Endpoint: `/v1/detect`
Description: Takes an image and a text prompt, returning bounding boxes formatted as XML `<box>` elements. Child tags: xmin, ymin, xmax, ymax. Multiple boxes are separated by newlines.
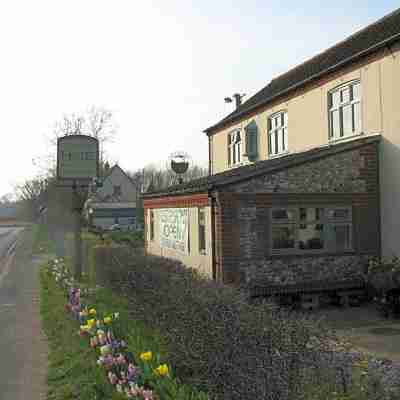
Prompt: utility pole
<box><xmin>72</xmin><ymin>180</ymin><xmax>83</xmax><ymax>280</ymax></box>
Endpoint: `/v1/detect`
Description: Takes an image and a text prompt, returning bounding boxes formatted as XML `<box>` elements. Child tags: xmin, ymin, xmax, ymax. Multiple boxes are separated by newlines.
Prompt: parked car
<box><xmin>109</xmin><ymin>224</ymin><xmax>121</xmax><ymax>231</ymax></box>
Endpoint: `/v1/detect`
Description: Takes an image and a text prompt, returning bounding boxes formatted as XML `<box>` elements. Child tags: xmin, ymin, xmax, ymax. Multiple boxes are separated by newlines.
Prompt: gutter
<box><xmin>204</xmin><ymin>32</ymin><xmax>400</xmax><ymax>135</ymax></box>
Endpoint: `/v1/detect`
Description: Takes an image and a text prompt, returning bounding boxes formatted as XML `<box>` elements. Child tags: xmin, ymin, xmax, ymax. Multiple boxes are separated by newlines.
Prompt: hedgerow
<box><xmin>98</xmin><ymin>253</ymin><xmax>344</xmax><ymax>400</ymax></box>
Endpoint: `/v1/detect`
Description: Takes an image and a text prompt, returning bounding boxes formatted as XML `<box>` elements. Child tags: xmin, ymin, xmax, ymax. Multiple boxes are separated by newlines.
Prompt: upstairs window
<box><xmin>271</xmin><ymin>206</ymin><xmax>353</xmax><ymax>254</ymax></box>
<box><xmin>329</xmin><ymin>81</ymin><xmax>361</xmax><ymax>140</ymax></box>
<box><xmin>228</xmin><ymin>130</ymin><xmax>242</xmax><ymax>166</ymax></box>
<box><xmin>268</xmin><ymin>111</ymin><xmax>288</xmax><ymax>156</ymax></box>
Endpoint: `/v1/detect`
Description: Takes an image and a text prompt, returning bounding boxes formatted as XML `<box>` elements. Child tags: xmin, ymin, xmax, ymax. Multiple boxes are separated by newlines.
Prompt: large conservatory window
<box><xmin>271</xmin><ymin>206</ymin><xmax>352</xmax><ymax>254</ymax></box>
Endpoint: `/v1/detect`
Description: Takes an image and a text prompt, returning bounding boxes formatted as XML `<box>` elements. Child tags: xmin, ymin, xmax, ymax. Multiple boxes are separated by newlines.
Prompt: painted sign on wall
<box><xmin>159</xmin><ymin>208</ymin><xmax>189</xmax><ymax>254</ymax></box>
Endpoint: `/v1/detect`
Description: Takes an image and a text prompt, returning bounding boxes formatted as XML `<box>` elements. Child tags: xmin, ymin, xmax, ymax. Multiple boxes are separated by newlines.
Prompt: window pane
<box><xmin>352</xmin><ymin>83</ymin><xmax>361</xmax><ymax>100</ymax></box>
<box><xmin>277</xmin><ymin>128</ymin><xmax>284</xmax><ymax>154</ymax></box>
<box><xmin>342</xmin><ymin>104</ymin><xmax>353</xmax><ymax>136</ymax></box>
<box><xmin>327</xmin><ymin>208</ymin><xmax>351</xmax><ymax>220</ymax></box>
<box><xmin>268</xmin><ymin>132</ymin><xmax>272</xmax><ymax>155</ymax></box>
<box><xmin>283</xmin><ymin>112</ymin><xmax>288</xmax><ymax>127</ymax></box>
<box><xmin>283</xmin><ymin>128</ymin><xmax>288</xmax><ymax>151</ymax></box>
<box><xmin>272</xmin><ymin>226</ymin><xmax>296</xmax><ymax>249</ymax></box>
<box><xmin>300</xmin><ymin>208</ymin><xmax>324</xmax><ymax>221</ymax></box>
<box><xmin>353</xmin><ymin>102</ymin><xmax>361</xmax><ymax>132</ymax></box>
<box><xmin>275</xmin><ymin>116</ymin><xmax>280</xmax><ymax>128</ymax></box>
<box><xmin>236</xmin><ymin>131</ymin><xmax>241</xmax><ymax>143</ymax></box>
<box><xmin>331</xmin><ymin>110</ymin><xmax>340</xmax><ymax>138</ymax></box>
<box><xmin>341</xmin><ymin>87</ymin><xmax>350</xmax><ymax>103</ymax></box>
<box><xmin>237</xmin><ymin>142</ymin><xmax>241</xmax><ymax>163</ymax></box>
<box><xmin>327</xmin><ymin>224</ymin><xmax>352</xmax><ymax>251</ymax></box>
<box><xmin>298</xmin><ymin>224</ymin><xmax>324</xmax><ymax>250</ymax></box>
<box><xmin>272</xmin><ymin>208</ymin><xmax>296</xmax><ymax>221</ymax></box>
<box><xmin>274</xmin><ymin>130</ymin><xmax>278</xmax><ymax>155</ymax></box>
<box><xmin>334</xmin><ymin>225</ymin><xmax>351</xmax><ymax>250</ymax></box>
<box><xmin>331</xmin><ymin>91</ymin><xmax>340</xmax><ymax>107</ymax></box>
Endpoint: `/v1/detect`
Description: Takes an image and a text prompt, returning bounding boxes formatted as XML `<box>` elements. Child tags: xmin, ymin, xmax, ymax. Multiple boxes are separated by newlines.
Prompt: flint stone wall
<box><xmin>219</xmin><ymin>143</ymin><xmax>379</xmax><ymax>287</ymax></box>
<box><xmin>241</xmin><ymin>255</ymin><xmax>369</xmax><ymax>286</ymax></box>
<box><xmin>232</xmin><ymin>148</ymin><xmax>369</xmax><ymax>193</ymax></box>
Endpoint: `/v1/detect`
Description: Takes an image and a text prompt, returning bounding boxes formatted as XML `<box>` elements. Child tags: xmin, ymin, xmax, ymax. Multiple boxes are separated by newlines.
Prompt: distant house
<box><xmin>85</xmin><ymin>164</ymin><xmax>138</xmax><ymax>230</ymax></box>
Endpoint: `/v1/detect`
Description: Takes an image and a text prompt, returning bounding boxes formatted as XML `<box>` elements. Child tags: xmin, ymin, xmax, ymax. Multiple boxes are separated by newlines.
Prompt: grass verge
<box><xmin>40</xmin><ymin>262</ymin><xmax>208</xmax><ymax>399</ymax></box>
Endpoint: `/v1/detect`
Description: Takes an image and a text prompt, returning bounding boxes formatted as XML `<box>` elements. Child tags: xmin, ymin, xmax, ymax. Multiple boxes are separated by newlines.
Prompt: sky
<box><xmin>0</xmin><ymin>0</ymin><xmax>398</xmax><ymax>198</ymax></box>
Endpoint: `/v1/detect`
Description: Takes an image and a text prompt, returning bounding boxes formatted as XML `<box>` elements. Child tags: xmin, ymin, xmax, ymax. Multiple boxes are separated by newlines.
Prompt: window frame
<box><xmin>270</xmin><ymin>206</ymin><xmax>354</xmax><ymax>255</ymax></box>
<box><xmin>268</xmin><ymin>110</ymin><xmax>288</xmax><ymax>157</ymax></box>
<box><xmin>228</xmin><ymin>129</ymin><xmax>242</xmax><ymax>167</ymax></box>
<box><xmin>328</xmin><ymin>80</ymin><xmax>362</xmax><ymax>141</ymax></box>
<box><xmin>198</xmin><ymin>207</ymin><xmax>206</xmax><ymax>254</ymax></box>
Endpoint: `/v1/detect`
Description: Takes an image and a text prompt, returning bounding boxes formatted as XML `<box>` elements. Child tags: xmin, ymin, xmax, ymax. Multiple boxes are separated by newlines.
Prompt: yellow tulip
<box><xmin>80</xmin><ymin>325</ymin><xmax>90</xmax><ymax>332</ymax></box>
<box><xmin>103</xmin><ymin>316</ymin><xmax>112</xmax><ymax>324</ymax></box>
<box><xmin>139</xmin><ymin>351</ymin><xmax>152</xmax><ymax>362</ymax></box>
<box><xmin>89</xmin><ymin>308</ymin><xmax>96</xmax><ymax>316</ymax></box>
<box><xmin>87</xmin><ymin>319</ymin><xmax>96</xmax><ymax>327</ymax></box>
<box><xmin>155</xmin><ymin>364</ymin><xmax>169</xmax><ymax>376</ymax></box>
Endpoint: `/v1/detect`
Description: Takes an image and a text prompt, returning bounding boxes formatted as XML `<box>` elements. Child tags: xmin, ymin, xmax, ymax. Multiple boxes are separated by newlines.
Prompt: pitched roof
<box><xmin>204</xmin><ymin>8</ymin><xmax>400</xmax><ymax>134</ymax></box>
<box><xmin>142</xmin><ymin>134</ymin><xmax>380</xmax><ymax>199</ymax></box>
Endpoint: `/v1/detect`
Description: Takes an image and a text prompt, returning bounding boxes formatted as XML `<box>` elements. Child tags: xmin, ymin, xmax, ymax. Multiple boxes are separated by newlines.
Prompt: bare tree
<box><xmin>0</xmin><ymin>193</ymin><xmax>14</xmax><ymax>204</ymax></box>
<box><xmin>15</xmin><ymin>177</ymin><xmax>49</xmax><ymax>219</ymax></box>
<box><xmin>128</xmin><ymin>163</ymin><xmax>208</xmax><ymax>193</ymax></box>
<box><xmin>48</xmin><ymin>106</ymin><xmax>117</xmax><ymax>172</ymax></box>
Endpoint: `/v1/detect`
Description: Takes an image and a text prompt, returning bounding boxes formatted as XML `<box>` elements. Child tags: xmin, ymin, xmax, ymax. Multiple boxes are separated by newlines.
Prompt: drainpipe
<box><xmin>210</xmin><ymin>190</ymin><xmax>217</xmax><ymax>281</ymax></box>
<box><xmin>208</xmin><ymin>190</ymin><xmax>222</xmax><ymax>281</ymax></box>
<box><xmin>208</xmin><ymin>135</ymin><xmax>212</xmax><ymax>176</ymax></box>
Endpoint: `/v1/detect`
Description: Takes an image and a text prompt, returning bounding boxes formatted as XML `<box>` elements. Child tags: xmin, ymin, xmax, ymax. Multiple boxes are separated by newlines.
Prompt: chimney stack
<box><xmin>224</xmin><ymin>93</ymin><xmax>246</xmax><ymax>109</ymax></box>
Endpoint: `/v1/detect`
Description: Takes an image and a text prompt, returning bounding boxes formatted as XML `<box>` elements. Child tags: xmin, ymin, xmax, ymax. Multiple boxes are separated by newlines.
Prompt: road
<box><xmin>0</xmin><ymin>227</ymin><xmax>48</xmax><ymax>399</ymax></box>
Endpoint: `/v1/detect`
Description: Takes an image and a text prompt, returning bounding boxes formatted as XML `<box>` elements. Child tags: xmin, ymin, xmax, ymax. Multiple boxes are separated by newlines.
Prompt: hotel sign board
<box><xmin>159</xmin><ymin>208</ymin><xmax>189</xmax><ymax>254</ymax></box>
<box><xmin>57</xmin><ymin>135</ymin><xmax>99</xmax><ymax>182</ymax></box>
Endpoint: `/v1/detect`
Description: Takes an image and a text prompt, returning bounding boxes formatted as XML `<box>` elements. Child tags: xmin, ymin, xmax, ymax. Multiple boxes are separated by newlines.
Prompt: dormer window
<box><xmin>328</xmin><ymin>81</ymin><xmax>361</xmax><ymax>140</ymax></box>
<box><xmin>268</xmin><ymin>111</ymin><xmax>288</xmax><ymax>156</ymax></box>
<box><xmin>228</xmin><ymin>130</ymin><xmax>242</xmax><ymax>166</ymax></box>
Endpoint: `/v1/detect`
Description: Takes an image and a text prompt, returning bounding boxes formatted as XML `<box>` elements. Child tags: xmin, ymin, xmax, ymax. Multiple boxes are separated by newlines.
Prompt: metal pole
<box><xmin>73</xmin><ymin>180</ymin><xmax>82</xmax><ymax>280</ymax></box>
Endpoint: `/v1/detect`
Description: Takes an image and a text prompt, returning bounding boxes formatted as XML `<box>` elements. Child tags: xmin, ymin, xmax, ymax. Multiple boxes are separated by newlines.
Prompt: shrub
<box><xmin>96</xmin><ymin>252</ymin><xmax>342</xmax><ymax>400</ymax></box>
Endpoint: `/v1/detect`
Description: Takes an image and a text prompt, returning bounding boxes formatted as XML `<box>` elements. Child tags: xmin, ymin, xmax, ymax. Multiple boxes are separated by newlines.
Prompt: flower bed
<box><xmin>44</xmin><ymin>257</ymin><xmax>208</xmax><ymax>400</ymax></box>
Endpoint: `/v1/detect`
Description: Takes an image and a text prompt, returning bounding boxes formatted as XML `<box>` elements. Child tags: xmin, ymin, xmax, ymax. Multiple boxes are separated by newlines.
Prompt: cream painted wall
<box><xmin>378</xmin><ymin>43</ymin><xmax>400</xmax><ymax>258</ymax></box>
<box><xmin>146</xmin><ymin>206</ymin><xmax>213</xmax><ymax>278</ymax></box>
<box><xmin>210</xmin><ymin>54</ymin><xmax>387</xmax><ymax>175</ymax></box>
<box><xmin>210</xmin><ymin>47</ymin><xmax>400</xmax><ymax>258</ymax></box>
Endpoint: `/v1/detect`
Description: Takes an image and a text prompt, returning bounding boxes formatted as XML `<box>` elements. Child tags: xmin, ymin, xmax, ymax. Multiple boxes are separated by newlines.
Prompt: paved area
<box><xmin>314</xmin><ymin>303</ymin><xmax>400</xmax><ymax>361</ymax></box>
<box><xmin>0</xmin><ymin>228</ymin><xmax>48</xmax><ymax>399</ymax></box>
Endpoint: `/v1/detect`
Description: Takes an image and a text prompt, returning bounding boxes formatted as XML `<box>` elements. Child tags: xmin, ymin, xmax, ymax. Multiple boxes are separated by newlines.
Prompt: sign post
<box><xmin>57</xmin><ymin>135</ymin><xmax>99</xmax><ymax>280</ymax></box>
